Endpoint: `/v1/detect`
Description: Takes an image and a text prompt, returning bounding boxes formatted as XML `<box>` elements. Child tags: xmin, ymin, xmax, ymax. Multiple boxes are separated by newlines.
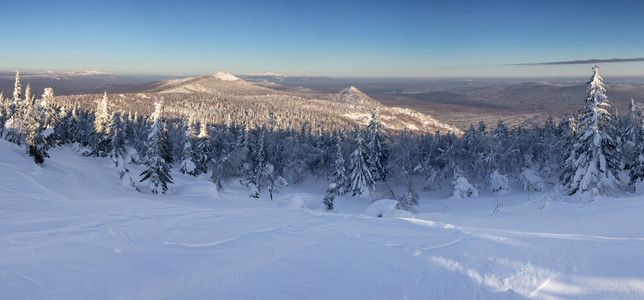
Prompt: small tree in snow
<box><xmin>396</xmin><ymin>183</ymin><xmax>419</xmax><ymax>211</ymax></box>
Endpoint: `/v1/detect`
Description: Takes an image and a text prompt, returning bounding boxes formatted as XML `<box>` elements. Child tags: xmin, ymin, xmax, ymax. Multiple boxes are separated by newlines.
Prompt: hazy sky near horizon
<box><xmin>2</xmin><ymin>0</ymin><xmax>644</xmax><ymax>77</ymax></box>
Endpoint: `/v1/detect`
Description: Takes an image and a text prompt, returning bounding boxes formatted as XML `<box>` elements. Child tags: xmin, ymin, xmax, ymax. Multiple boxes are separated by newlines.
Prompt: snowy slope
<box><xmin>1</xmin><ymin>139</ymin><xmax>644</xmax><ymax>299</ymax></box>
<box><xmin>212</xmin><ymin>71</ymin><xmax>241</xmax><ymax>81</ymax></box>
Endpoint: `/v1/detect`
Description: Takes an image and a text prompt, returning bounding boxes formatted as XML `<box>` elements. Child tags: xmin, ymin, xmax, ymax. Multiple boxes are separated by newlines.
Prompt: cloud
<box><xmin>513</xmin><ymin>58</ymin><xmax>644</xmax><ymax>66</ymax></box>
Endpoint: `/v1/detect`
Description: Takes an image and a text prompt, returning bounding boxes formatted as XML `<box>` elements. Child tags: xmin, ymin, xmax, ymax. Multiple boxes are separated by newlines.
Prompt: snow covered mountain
<box><xmin>56</xmin><ymin>72</ymin><xmax>462</xmax><ymax>135</ymax></box>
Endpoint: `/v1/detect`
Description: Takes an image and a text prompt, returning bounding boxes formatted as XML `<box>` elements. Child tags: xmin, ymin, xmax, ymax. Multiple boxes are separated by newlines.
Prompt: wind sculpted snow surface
<box><xmin>1</xmin><ymin>139</ymin><xmax>644</xmax><ymax>299</ymax></box>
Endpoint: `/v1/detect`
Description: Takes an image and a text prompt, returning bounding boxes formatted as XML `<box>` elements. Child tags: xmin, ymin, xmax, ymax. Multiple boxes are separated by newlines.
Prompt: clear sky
<box><xmin>2</xmin><ymin>0</ymin><xmax>644</xmax><ymax>77</ymax></box>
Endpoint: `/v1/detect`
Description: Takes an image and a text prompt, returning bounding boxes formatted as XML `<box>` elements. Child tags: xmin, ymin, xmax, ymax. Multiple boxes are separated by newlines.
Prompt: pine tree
<box><xmin>322</xmin><ymin>191</ymin><xmax>335</xmax><ymax>211</ymax></box>
<box><xmin>194</xmin><ymin>120</ymin><xmax>213</xmax><ymax>175</ymax></box>
<box><xmin>179</xmin><ymin>116</ymin><xmax>199</xmax><ymax>175</ymax></box>
<box><xmin>90</xmin><ymin>92</ymin><xmax>112</xmax><ymax>156</ymax></box>
<box><xmin>629</xmin><ymin>115</ymin><xmax>644</xmax><ymax>185</ymax></box>
<box><xmin>366</xmin><ymin>108</ymin><xmax>388</xmax><ymax>181</ymax></box>
<box><xmin>396</xmin><ymin>183</ymin><xmax>419</xmax><ymax>211</ymax></box>
<box><xmin>24</xmin><ymin>95</ymin><xmax>49</xmax><ymax>165</ymax></box>
<box><xmin>11</xmin><ymin>71</ymin><xmax>21</xmax><ymax>118</ymax></box>
<box><xmin>561</xmin><ymin>66</ymin><xmax>620</xmax><ymax>195</ymax></box>
<box><xmin>6</xmin><ymin>71</ymin><xmax>24</xmax><ymax>144</ymax></box>
<box><xmin>0</xmin><ymin>92</ymin><xmax>6</xmax><ymax>131</ymax></box>
<box><xmin>140</xmin><ymin>101</ymin><xmax>174</xmax><ymax>194</ymax></box>
<box><xmin>349</xmin><ymin>129</ymin><xmax>374</xmax><ymax>196</ymax></box>
<box><xmin>40</xmin><ymin>88</ymin><xmax>59</xmax><ymax>145</ymax></box>
<box><xmin>251</xmin><ymin>128</ymin><xmax>268</xmax><ymax>198</ymax></box>
<box><xmin>622</xmin><ymin>99</ymin><xmax>641</xmax><ymax>171</ymax></box>
<box><xmin>331</xmin><ymin>140</ymin><xmax>349</xmax><ymax>195</ymax></box>
<box><xmin>109</xmin><ymin>117</ymin><xmax>139</xmax><ymax>191</ymax></box>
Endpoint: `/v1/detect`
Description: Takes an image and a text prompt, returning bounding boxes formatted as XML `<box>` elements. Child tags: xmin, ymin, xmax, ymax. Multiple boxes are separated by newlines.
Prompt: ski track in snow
<box><xmin>1</xmin><ymin>140</ymin><xmax>644</xmax><ymax>299</ymax></box>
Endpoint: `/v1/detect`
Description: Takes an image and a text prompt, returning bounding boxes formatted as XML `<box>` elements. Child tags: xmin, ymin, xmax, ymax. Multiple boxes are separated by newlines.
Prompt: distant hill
<box><xmin>54</xmin><ymin>72</ymin><xmax>462</xmax><ymax>135</ymax></box>
<box><xmin>7</xmin><ymin>70</ymin><xmax>642</xmax><ymax>130</ymax></box>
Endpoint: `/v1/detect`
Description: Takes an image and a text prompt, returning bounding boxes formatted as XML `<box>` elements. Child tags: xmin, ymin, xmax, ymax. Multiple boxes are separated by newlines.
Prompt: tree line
<box><xmin>1</xmin><ymin>66</ymin><xmax>642</xmax><ymax>209</ymax></box>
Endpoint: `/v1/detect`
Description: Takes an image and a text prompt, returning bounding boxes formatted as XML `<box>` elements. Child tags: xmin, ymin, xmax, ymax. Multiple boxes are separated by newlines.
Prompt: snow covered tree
<box><xmin>323</xmin><ymin>139</ymin><xmax>350</xmax><ymax>211</ymax></box>
<box><xmin>331</xmin><ymin>140</ymin><xmax>349</xmax><ymax>195</ymax></box>
<box><xmin>109</xmin><ymin>117</ymin><xmax>139</xmax><ymax>191</ymax></box>
<box><xmin>349</xmin><ymin>129</ymin><xmax>374</xmax><ymax>196</ymax></box>
<box><xmin>251</xmin><ymin>128</ymin><xmax>268</xmax><ymax>198</ymax></box>
<box><xmin>179</xmin><ymin>116</ymin><xmax>199</xmax><ymax>175</ymax></box>
<box><xmin>94</xmin><ymin>92</ymin><xmax>112</xmax><ymax>135</ymax></box>
<box><xmin>366</xmin><ymin>108</ymin><xmax>388</xmax><ymax>181</ymax></box>
<box><xmin>40</xmin><ymin>88</ymin><xmax>59</xmax><ymax>145</ymax></box>
<box><xmin>561</xmin><ymin>66</ymin><xmax>621</xmax><ymax>195</ymax></box>
<box><xmin>11</xmin><ymin>71</ymin><xmax>21</xmax><ymax>118</ymax></box>
<box><xmin>396</xmin><ymin>183</ymin><xmax>419</xmax><ymax>211</ymax></box>
<box><xmin>89</xmin><ymin>92</ymin><xmax>112</xmax><ymax>156</ymax></box>
<box><xmin>194</xmin><ymin>120</ymin><xmax>213</xmax><ymax>175</ymax></box>
<box><xmin>6</xmin><ymin>72</ymin><xmax>25</xmax><ymax>144</ymax></box>
<box><xmin>24</xmin><ymin>105</ymin><xmax>49</xmax><ymax>165</ymax></box>
<box><xmin>622</xmin><ymin>99</ymin><xmax>642</xmax><ymax>171</ymax></box>
<box><xmin>322</xmin><ymin>191</ymin><xmax>335</xmax><ymax>211</ymax></box>
<box><xmin>140</xmin><ymin>101</ymin><xmax>174</xmax><ymax>194</ymax></box>
<box><xmin>0</xmin><ymin>92</ymin><xmax>7</xmax><ymax>131</ymax></box>
<box><xmin>629</xmin><ymin>116</ymin><xmax>644</xmax><ymax>186</ymax></box>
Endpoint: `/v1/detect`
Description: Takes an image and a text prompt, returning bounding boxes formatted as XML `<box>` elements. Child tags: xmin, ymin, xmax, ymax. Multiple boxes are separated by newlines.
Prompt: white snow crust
<box><xmin>212</xmin><ymin>71</ymin><xmax>240</xmax><ymax>81</ymax></box>
<box><xmin>2</xmin><ymin>139</ymin><xmax>644</xmax><ymax>299</ymax></box>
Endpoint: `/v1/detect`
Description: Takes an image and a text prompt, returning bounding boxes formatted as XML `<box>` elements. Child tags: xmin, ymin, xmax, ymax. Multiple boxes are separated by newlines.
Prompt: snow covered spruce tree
<box><xmin>90</xmin><ymin>92</ymin><xmax>112</xmax><ymax>156</ymax></box>
<box><xmin>40</xmin><ymin>88</ymin><xmax>59</xmax><ymax>145</ymax></box>
<box><xmin>561</xmin><ymin>66</ymin><xmax>621</xmax><ymax>195</ymax></box>
<box><xmin>140</xmin><ymin>101</ymin><xmax>174</xmax><ymax>194</ymax></box>
<box><xmin>179</xmin><ymin>116</ymin><xmax>199</xmax><ymax>175</ymax></box>
<box><xmin>366</xmin><ymin>108</ymin><xmax>388</xmax><ymax>181</ymax></box>
<box><xmin>629</xmin><ymin>113</ymin><xmax>644</xmax><ymax>186</ymax></box>
<box><xmin>0</xmin><ymin>92</ymin><xmax>6</xmax><ymax>132</ymax></box>
<box><xmin>6</xmin><ymin>72</ymin><xmax>25</xmax><ymax>144</ymax></box>
<box><xmin>621</xmin><ymin>98</ymin><xmax>642</xmax><ymax>172</ymax></box>
<box><xmin>323</xmin><ymin>139</ymin><xmax>349</xmax><ymax>210</ymax></box>
<box><xmin>109</xmin><ymin>115</ymin><xmax>139</xmax><ymax>191</ymax></box>
<box><xmin>397</xmin><ymin>183</ymin><xmax>419</xmax><ymax>211</ymax></box>
<box><xmin>349</xmin><ymin>129</ymin><xmax>374</xmax><ymax>196</ymax></box>
<box><xmin>24</xmin><ymin>99</ymin><xmax>49</xmax><ymax>165</ymax></box>
<box><xmin>194</xmin><ymin>120</ymin><xmax>213</xmax><ymax>175</ymax></box>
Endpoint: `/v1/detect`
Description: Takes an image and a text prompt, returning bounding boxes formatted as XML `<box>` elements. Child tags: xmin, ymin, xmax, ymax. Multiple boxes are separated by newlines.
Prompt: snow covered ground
<box><xmin>2</xmin><ymin>139</ymin><xmax>644</xmax><ymax>299</ymax></box>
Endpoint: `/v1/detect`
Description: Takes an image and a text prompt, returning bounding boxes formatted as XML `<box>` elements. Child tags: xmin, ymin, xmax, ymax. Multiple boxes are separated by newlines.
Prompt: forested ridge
<box><xmin>1</xmin><ymin>66</ymin><xmax>642</xmax><ymax>208</ymax></box>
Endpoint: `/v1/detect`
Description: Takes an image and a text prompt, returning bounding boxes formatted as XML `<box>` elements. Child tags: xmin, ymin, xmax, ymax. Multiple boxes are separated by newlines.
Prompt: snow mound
<box><xmin>518</xmin><ymin>169</ymin><xmax>546</xmax><ymax>192</ymax></box>
<box><xmin>451</xmin><ymin>177</ymin><xmax>478</xmax><ymax>198</ymax></box>
<box><xmin>281</xmin><ymin>193</ymin><xmax>322</xmax><ymax>210</ymax></box>
<box><xmin>489</xmin><ymin>170</ymin><xmax>510</xmax><ymax>192</ymax></box>
<box><xmin>363</xmin><ymin>199</ymin><xmax>413</xmax><ymax>218</ymax></box>
<box><xmin>212</xmin><ymin>71</ymin><xmax>240</xmax><ymax>81</ymax></box>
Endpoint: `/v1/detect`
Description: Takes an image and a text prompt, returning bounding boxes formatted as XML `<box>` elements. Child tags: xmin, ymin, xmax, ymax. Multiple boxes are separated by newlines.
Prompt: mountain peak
<box><xmin>212</xmin><ymin>71</ymin><xmax>240</xmax><ymax>81</ymax></box>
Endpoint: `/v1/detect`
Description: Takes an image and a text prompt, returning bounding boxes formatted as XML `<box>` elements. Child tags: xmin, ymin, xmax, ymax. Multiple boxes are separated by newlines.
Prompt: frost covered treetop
<box><xmin>586</xmin><ymin>65</ymin><xmax>607</xmax><ymax>104</ymax></box>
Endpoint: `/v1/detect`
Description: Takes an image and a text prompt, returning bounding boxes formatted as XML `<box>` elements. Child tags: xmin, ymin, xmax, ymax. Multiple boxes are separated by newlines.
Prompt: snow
<box><xmin>451</xmin><ymin>176</ymin><xmax>479</xmax><ymax>198</ymax></box>
<box><xmin>519</xmin><ymin>168</ymin><xmax>546</xmax><ymax>192</ymax></box>
<box><xmin>489</xmin><ymin>170</ymin><xmax>510</xmax><ymax>192</ymax></box>
<box><xmin>212</xmin><ymin>71</ymin><xmax>240</xmax><ymax>81</ymax></box>
<box><xmin>2</xmin><ymin>139</ymin><xmax>644</xmax><ymax>299</ymax></box>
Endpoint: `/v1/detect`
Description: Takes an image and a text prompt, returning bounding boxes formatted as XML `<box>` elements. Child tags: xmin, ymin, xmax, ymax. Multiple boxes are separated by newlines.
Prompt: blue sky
<box><xmin>2</xmin><ymin>0</ymin><xmax>644</xmax><ymax>77</ymax></box>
